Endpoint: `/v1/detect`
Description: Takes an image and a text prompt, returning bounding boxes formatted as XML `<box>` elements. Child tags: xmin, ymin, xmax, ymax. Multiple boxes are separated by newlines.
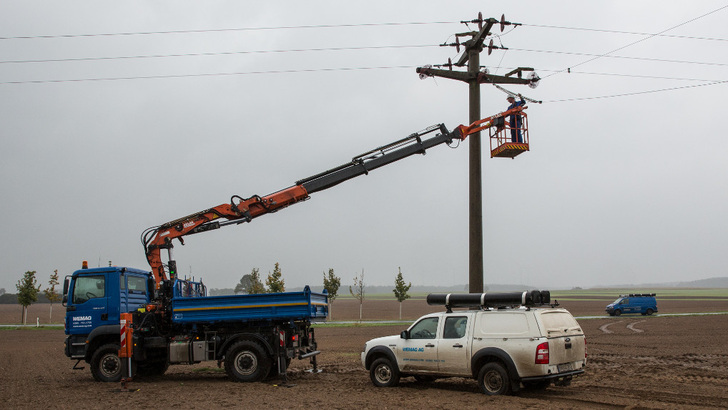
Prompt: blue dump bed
<box><xmin>170</xmin><ymin>283</ymin><xmax>328</xmax><ymax>324</ymax></box>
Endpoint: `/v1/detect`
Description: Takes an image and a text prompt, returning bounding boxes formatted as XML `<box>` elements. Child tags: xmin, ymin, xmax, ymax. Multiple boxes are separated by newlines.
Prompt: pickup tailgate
<box><xmin>539</xmin><ymin>310</ymin><xmax>586</xmax><ymax>368</ymax></box>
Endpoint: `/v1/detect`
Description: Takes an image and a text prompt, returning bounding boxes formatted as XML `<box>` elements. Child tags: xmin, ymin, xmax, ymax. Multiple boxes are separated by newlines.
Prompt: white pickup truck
<box><xmin>361</xmin><ymin>291</ymin><xmax>586</xmax><ymax>395</ymax></box>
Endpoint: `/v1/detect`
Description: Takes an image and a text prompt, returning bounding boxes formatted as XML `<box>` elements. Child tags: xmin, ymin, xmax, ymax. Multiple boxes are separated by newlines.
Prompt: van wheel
<box><xmin>224</xmin><ymin>340</ymin><xmax>270</xmax><ymax>382</ymax></box>
<box><xmin>370</xmin><ymin>357</ymin><xmax>400</xmax><ymax>387</ymax></box>
<box><xmin>614</xmin><ymin>310</ymin><xmax>621</xmax><ymax>316</ymax></box>
<box><xmin>478</xmin><ymin>362</ymin><xmax>511</xmax><ymax>395</ymax></box>
<box><xmin>646</xmin><ymin>309</ymin><xmax>654</xmax><ymax>316</ymax></box>
<box><xmin>90</xmin><ymin>344</ymin><xmax>122</xmax><ymax>382</ymax></box>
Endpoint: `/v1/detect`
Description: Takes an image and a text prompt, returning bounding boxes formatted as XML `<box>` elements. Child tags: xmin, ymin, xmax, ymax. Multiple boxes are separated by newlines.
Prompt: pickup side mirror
<box><xmin>400</xmin><ymin>330</ymin><xmax>410</xmax><ymax>340</ymax></box>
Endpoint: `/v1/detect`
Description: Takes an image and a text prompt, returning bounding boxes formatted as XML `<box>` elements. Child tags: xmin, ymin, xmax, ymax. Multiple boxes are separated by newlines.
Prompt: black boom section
<box><xmin>298</xmin><ymin>124</ymin><xmax>456</xmax><ymax>194</ymax></box>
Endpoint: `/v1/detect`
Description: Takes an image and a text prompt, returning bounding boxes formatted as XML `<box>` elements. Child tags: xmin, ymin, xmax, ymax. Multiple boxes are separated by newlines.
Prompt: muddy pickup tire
<box><xmin>478</xmin><ymin>362</ymin><xmax>511</xmax><ymax>396</ymax></box>
<box><xmin>370</xmin><ymin>357</ymin><xmax>400</xmax><ymax>387</ymax></box>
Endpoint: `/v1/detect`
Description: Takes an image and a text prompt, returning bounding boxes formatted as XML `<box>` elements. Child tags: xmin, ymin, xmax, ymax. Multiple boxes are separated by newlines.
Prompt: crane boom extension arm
<box><xmin>142</xmin><ymin>107</ymin><xmax>525</xmax><ymax>285</ymax></box>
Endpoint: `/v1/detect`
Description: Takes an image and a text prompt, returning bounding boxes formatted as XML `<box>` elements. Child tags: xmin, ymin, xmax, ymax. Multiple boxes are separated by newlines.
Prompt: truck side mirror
<box><xmin>400</xmin><ymin>330</ymin><xmax>410</xmax><ymax>340</ymax></box>
<box><xmin>62</xmin><ymin>278</ymin><xmax>69</xmax><ymax>306</ymax></box>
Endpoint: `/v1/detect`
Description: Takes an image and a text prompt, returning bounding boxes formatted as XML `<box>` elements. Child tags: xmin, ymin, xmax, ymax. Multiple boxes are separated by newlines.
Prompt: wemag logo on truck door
<box><xmin>71</xmin><ymin>315</ymin><xmax>93</xmax><ymax>329</ymax></box>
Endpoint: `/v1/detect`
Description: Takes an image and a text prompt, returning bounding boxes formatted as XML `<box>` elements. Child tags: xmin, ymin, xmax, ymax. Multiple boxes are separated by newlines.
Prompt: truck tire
<box><xmin>90</xmin><ymin>343</ymin><xmax>122</xmax><ymax>382</ymax></box>
<box><xmin>646</xmin><ymin>308</ymin><xmax>654</xmax><ymax>316</ymax></box>
<box><xmin>614</xmin><ymin>309</ymin><xmax>621</xmax><ymax>316</ymax></box>
<box><xmin>477</xmin><ymin>362</ymin><xmax>511</xmax><ymax>395</ymax></box>
<box><xmin>224</xmin><ymin>340</ymin><xmax>271</xmax><ymax>382</ymax></box>
<box><xmin>370</xmin><ymin>357</ymin><xmax>400</xmax><ymax>387</ymax></box>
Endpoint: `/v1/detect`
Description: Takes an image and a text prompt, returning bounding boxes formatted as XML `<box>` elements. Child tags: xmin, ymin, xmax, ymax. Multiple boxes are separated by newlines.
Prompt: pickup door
<box><xmin>399</xmin><ymin>316</ymin><xmax>440</xmax><ymax>372</ymax></box>
<box><xmin>437</xmin><ymin>315</ymin><xmax>471</xmax><ymax>375</ymax></box>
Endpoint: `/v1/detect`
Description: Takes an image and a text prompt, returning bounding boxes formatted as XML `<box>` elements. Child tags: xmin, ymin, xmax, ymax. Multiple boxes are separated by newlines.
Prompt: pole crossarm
<box><xmin>455</xmin><ymin>19</ymin><xmax>497</xmax><ymax>66</ymax></box>
<box><xmin>416</xmin><ymin>66</ymin><xmax>533</xmax><ymax>86</ymax></box>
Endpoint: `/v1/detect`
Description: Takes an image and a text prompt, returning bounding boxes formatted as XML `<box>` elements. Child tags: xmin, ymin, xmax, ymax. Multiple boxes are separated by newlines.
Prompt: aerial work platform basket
<box><xmin>489</xmin><ymin>111</ymin><xmax>529</xmax><ymax>159</ymax></box>
<box><xmin>459</xmin><ymin>106</ymin><xmax>530</xmax><ymax>159</ymax></box>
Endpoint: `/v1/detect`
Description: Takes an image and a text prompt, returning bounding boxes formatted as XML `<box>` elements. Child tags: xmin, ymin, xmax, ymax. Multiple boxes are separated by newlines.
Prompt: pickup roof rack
<box><xmin>426</xmin><ymin>290</ymin><xmax>552</xmax><ymax>311</ymax></box>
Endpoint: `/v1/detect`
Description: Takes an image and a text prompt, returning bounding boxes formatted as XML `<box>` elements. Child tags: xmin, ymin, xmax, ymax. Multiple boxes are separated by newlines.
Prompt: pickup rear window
<box><xmin>540</xmin><ymin>311</ymin><xmax>581</xmax><ymax>334</ymax></box>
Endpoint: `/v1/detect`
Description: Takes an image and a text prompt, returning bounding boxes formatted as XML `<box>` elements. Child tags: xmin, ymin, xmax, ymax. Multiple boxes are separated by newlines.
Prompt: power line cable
<box><xmin>0</xmin><ymin>65</ymin><xmax>415</xmax><ymax>85</ymax></box>
<box><xmin>546</xmin><ymin>79</ymin><xmax>728</xmax><ymax>103</ymax></box>
<box><xmin>0</xmin><ymin>44</ymin><xmax>438</xmax><ymax>65</ymax></box>
<box><xmin>543</xmin><ymin>4</ymin><xmax>728</xmax><ymax>79</ymax></box>
<box><xmin>1</xmin><ymin>64</ymin><xmax>720</xmax><ymax>86</ymax></box>
<box><xmin>521</xmin><ymin>23</ymin><xmax>728</xmax><ymax>42</ymax></box>
<box><xmin>508</xmin><ymin>47</ymin><xmax>728</xmax><ymax>68</ymax></box>
<box><xmin>0</xmin><ymin>21</ymin><xmax>457</xmax><ymax>41</ymax></box>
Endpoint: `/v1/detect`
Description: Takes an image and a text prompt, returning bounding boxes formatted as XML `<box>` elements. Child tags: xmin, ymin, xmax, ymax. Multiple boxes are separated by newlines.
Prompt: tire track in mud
<box><xmin>598</xmin><ymin>320</ymin><xmax>645</xmax><ymax>333</ymax></box>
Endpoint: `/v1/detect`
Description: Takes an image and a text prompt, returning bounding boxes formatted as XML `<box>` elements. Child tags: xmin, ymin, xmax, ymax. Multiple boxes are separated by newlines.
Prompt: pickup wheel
<box><xmin>90</xmin><ymin>343</ymin><xmax>122</xmax><ymax>382</ymax></box>
<box><xmin>370</xmin><ymin>357</ymin><xmax>400</xmax><ymax>387</ymax></box>
<box><xmin>477</xmin><ymin>362</ymin><xmax>511</xmax><ymax>396</ymax></box>
<box><xmin>225</xmin><ymin>341</ymin><xmax>271</xmax><ymax>382</ymax></box>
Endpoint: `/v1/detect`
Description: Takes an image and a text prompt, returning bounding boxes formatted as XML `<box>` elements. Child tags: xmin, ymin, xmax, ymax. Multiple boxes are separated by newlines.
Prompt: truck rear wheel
<box><xmin>370</xmin><ymin>357</ymin><xmax>400</xmax><ymax>387</ymax></box>
<box><xmin>90</xmin><ymin>343</ymin><xmax>122</xmax><ymax>382</ymax></box>
<box><xmin>225</xmin><ymin>341</ymin><xmax>271</xmax><ymax>382</ymax></box>
<box><xmin>478</xmin><ymin>362</ymin><xmax>511</xmax><ymax>395</ymax></box>
<box><xmin>646</xmin><ymin>308</ymin><xmax>654</xmax><ymax>316</ymax></box>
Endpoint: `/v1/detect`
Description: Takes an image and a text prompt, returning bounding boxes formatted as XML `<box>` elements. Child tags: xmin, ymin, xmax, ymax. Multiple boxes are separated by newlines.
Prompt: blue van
<box><xmin>605</xmin><ymin>293</ymin><xmax>657</xmax><ymax>316</ymax></box>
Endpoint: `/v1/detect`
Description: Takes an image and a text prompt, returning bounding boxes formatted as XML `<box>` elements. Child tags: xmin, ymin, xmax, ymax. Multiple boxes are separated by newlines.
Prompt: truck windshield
<box><xmin>72</xmin><ymin>275</ymin><xmax>105</xmax><ymax>304</ymax></box>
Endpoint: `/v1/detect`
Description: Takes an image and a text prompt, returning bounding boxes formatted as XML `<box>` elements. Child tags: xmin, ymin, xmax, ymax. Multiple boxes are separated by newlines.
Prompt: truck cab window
<box><xmin>128</xmin><ymin>276</ymin><xmax>147</xmax><ymax>293</ymax></box>
<box><xmin>410</xmin><ymin>317</ymin><xmax>439</xmax><ymax>339</ymax></box>
<box><xmin>72</xmin><ymin>275</ymin><xmax>105</xmax><ymax>304</ymax></box>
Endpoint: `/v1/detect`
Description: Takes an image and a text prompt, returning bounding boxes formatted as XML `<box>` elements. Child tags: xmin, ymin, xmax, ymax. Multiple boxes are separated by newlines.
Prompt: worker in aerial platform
<box><xmin>506</xmin><ymin>94</ymin><xmax>526</xmax><ymax>143</ymax></box>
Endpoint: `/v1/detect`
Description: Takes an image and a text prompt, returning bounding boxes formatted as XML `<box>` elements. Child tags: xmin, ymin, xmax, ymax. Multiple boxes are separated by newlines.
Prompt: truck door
<box><xmin>400</xmin><ymin>316</ymin><xmax>440</xmax><ymax>372</ymax></box>
<box><xmin>66</xmin><ymin>274</ymin><xmax>108</xmax><ymax>335</ymax></box>
<box><xmin>437</xmin><ymin>316</ymin><xmax>470</xmax><ymax>376</ymax></box>
<box><xmin>120</xmin><ymin>273</ymin><xmax>149</xmax><ymax>314</ymax></box>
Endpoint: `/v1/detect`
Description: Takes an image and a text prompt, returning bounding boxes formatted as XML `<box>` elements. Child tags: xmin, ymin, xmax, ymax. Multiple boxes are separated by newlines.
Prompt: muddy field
<box><xmin>1</xmin><ymin>297</ymin><xmax>727</xmax><ymax>409</ymax></box>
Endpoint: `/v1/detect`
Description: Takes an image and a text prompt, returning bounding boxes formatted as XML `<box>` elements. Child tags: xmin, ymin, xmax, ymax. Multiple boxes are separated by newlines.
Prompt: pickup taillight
<box><xmin>535</xmin><ymin>342</ymin><xmax>549</xmax><ymax>364</ymax></box>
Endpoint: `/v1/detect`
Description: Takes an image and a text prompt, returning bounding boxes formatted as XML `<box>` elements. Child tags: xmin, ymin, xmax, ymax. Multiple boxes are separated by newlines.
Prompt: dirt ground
<box><xmin>1</xmin><ymin>297</ymin><xmax>727</xmax><ymax>409</ymax></box>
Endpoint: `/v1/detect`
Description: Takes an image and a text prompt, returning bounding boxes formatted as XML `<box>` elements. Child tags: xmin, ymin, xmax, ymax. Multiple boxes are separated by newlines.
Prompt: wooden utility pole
<box><xmin>416</xmin><ymin>14</ymin><xmax>536</xmax><ymax>293</ymax></box>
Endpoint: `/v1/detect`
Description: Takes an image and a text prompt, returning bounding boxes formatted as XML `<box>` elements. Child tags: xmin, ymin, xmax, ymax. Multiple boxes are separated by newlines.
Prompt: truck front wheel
<box><xmin>478</xmin><ymin>362</ymin><xmax>511</xmax><ymax>395</ymax></box>
<box><xmin>370</xmin><ymin>357</ymin><xmax>400</xmax><ymax>387</ymax></box>
<box><xmin>90</xmin><ymin>343</ymin><xmax>122</xmax><ymax>382</ymax></box>
<box><xmin>225</xmin><ymin>341</ymin><xmax>271</xmax><ymax>382</ymax></box>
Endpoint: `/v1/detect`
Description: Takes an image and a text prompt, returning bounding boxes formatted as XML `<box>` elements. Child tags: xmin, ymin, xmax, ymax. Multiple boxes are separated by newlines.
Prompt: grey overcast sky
<box><xmin>1</xmin><ymin>1</ymin><xmax>726</xmax><ymax>292</ymax></box>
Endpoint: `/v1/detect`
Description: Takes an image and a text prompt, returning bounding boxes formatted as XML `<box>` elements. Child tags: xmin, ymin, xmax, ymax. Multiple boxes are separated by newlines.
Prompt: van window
<box><xmin>72</xmin><ymin>275</ymin><xmax>105</xmax><ymax>304</ymax></box>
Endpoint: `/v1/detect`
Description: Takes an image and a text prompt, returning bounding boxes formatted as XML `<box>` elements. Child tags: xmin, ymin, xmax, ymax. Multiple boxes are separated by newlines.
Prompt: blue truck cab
<box><xmin>605</xmin><ymin>293</ymin><xmax>657</xmax><ymax>316</ymax></box>
<box><xmin>64</xmin><ymin>267</ymin><xmax>152</xmax><ymax>360</ymax></box>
